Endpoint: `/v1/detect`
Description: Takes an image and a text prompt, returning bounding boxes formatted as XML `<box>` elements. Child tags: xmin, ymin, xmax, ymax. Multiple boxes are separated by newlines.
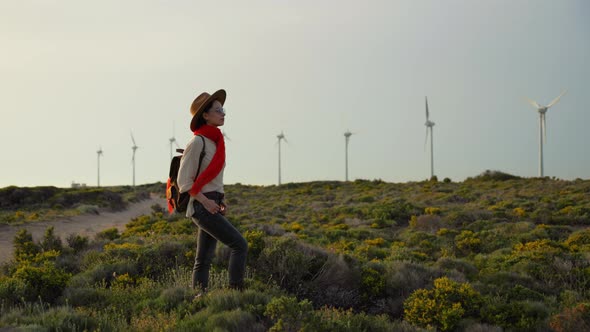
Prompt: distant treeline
<box><xmin>0</xmin><ymin>184</ymin><xmax>160</xmax><ymax>211</ymax></box>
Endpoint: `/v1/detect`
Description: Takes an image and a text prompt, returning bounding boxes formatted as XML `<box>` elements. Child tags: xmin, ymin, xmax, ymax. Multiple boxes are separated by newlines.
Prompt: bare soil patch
<box><xmin>0</xmin><ymin>194</ymin><xmax>166</xmax><ymax>263</ymax></box>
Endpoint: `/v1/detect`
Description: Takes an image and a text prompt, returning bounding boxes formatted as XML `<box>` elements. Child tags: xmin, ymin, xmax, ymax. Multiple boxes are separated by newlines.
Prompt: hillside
<box><xmin>1</xmin><ymin>175</ymin><xmax>590</xmax><ymax>331</ymax></box>
<box><xmin>0</xmin><ymin>183</ymin><xmax>160</xmax><ymax>224</ymax></box>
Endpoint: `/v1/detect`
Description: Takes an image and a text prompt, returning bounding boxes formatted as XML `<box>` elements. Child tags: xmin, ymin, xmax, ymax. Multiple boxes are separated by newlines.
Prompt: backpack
<box><xmin>166</xmin><ymin>135</ymin><xmax>206</xmax><ymax>214</ymax></box>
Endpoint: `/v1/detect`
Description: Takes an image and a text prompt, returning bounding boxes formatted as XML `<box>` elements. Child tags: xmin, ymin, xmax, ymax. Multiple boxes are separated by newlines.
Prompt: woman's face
<box><xmin>203</xmin><ymin>100</ymin><xmax>225</xmax><ymax>127</ymax></box>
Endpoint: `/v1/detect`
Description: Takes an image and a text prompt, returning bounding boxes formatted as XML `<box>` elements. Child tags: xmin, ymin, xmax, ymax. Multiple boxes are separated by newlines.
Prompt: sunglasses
<box><xmin>210</xmin><ymin>107</ymin><xmax>226</xmax><ymax>115</ymax></box>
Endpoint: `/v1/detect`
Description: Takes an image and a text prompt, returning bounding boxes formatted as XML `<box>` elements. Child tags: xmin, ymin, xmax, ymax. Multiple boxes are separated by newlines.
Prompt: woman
<box><xmin>177</xmin><ymin>89</ymin><xmax>248</xmax><ymax>293</ymax></box>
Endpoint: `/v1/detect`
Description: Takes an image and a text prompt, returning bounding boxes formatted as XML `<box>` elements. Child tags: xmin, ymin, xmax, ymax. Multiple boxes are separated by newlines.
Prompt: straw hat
<box><xmin>190</xmin><ymin>89</ymin><xmax>226</xmax><ymax>131</ymax></box>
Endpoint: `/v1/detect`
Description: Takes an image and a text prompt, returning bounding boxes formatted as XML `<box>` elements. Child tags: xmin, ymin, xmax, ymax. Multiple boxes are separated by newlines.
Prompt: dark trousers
<box><xmin>190</xmin><ymin>194</ymin><xmax>247</xmax><ymax>290</ymax></box>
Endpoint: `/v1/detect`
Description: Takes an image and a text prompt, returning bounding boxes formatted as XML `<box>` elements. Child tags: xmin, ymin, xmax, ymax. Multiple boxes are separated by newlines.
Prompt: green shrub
<box><xmin>476</xmin><ymin>271</ymin><xmax>542</xmax><ymax>296</ymax></box>
<box><xmin>54</xmin><ymin>252</ymin><xmax>83</xmax><ymax>275</ymax></box>
<box><xmin>469</xmin><ymin>170</ymin><xmax>521</xmax><ymax>181</ymax></box>
<box><xmin>383</xmin><ymin>261</ymin><xmax>442</xmax><ymax>317</ymax></box>
<box><xmin>96</xmin><ymin>276</ymin><xmax>160</xmax><ymax>318</ymax></box>
<box><xmin>204</xmin><ymin>289</ymin><xmax>271</xmax><ymax>314</ymax></box>
<box><xmin>313</xmin><ymin>307</ymin><xmax>407</xmax><ymax>332</ymax></box>
<box><xmin>255</xmin><ymin>237</ymin><xmax>327</xmax><ymax>292</ymax></box>
<box><xmin>244</xmin><ymin>229</ymin><xmax>265</xmax><ymax>261</ymax></box>
<box><xmin>65</xmin><ymin>233</ymin><xmax>89</xmax><ymax>253</ymax></box>
<box><xmin>455</xmin><ymin>230</ymin><xmax>482</xmax><ymax>254</ymax></box>
<box><xmin>505</xmin><ymin>284</ymin><xmax>545</xmax><ymax>302</ymax></box>
<box><xmin>61</xmin><ymin>286</ymin><xmax>108</xmax><ymax>308</ymax></box>
<box><xmin>435</xmin><ymin>257</ymin><xmax>478</xmax><ymax>280</ymax></box>
<box><xmin>404</xmin><ymin>277</ymin><xmax>482</xmax><ymax>331</ymax></box>
<box><xmin>76</xmin><ymin>204</ymin><xmax>100</xmax><ymax>215</ymax></box>
<box><xmin>306</xmin><ymin>254</ymin><xmax>360</xmax><ymax>309</ymax></box>
<box><xmin>69</xmin><ymin>260</ymin><xmax>138</xmax><ymax>288</ymax></box>
<box><xmin>12</xmin><ymin>261</ymin><xmax>71</xmax><ymax>303</ymax></box>
<box><xmin>13</xmin><ymin>229</ymin><xmax>40</xmax><ymax>262</ymax></box>
<box><xmin>96</xmin><ymin>227</ymin><xmax>120</xmax><ymax>241</ymax></box>
<box><xmin>409</xmin><ymin>214</ymin><xmax>442</xmax><ymax>233</ymax></box>
<box><xmin>360</xmin><ymin>262</ymin><xmax>386</xmax><ymax>299</ymax></box>
<box><xmin>565</xmin><ymin>228</ymin><xmax>590</xmax><ymax>251</ymax></box>
<box><xmin>0</xmin><ymin>306</ymin><xmax>98</xmax><ymax>332</ymax></box>
<box><xmin>0</xmin><ymin>276</ymin><xmax>27</xmax><ymax>305</ymax></box>
<box><xmin>177</xmin><ymin>308</ymin><xmax>263</xmax><ymax>332</ymax></box>
<box><xmin>39</xmin><ymin>226</ymin><xmax>63</xmax><ymax>253</ymax></box>
<box><xmin>135</xmin><ymin>240</ymin><xmax>193</xmax><ymax>279</ymax></box>
<box><xmin>265</xmin><ymin>295</ymin><xmax>314</xmax><ymax>332</ymax></box>
<box><xmin>481</xmin><ymin>300</ymin><xmax>550</xmax><ymax>331</ymax></box>
<box><xmin>151</xmin><ymin>286</ymin><xmax>191</xmax><ymax>312</ymax></box>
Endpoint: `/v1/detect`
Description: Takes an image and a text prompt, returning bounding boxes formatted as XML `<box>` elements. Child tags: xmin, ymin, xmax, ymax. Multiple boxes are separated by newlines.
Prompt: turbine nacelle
<box><xmin>526</xmin><ymin>90</ymin><xmax>567</xmax><ymax>113</ymax></box>
<box><xmin>130</xmin><ymin>132</ymin><xmax>139</xmax><ymax>152</ymax></box>
<box><xmin>277</xmin><ymin>131</ymin><xmax>287</xmax><ymax>142</ymax></box>
<box><xmin>425</xmin><ymin>120</ymin><xmax>435</xmax><ymax>127</ymax></box>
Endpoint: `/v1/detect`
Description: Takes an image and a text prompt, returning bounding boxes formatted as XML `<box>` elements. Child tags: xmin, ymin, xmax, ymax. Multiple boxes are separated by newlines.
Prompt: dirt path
<box><xmin>0</xmin><ymin>194</ymin><xmax>166</xmax><ymax>264</ymax></box>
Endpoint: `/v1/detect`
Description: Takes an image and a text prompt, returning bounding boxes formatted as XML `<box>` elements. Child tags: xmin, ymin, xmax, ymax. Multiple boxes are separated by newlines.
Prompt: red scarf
<box><xmin>189</xmin><ymin>125</ymin><xmax>225</xmax><ymax>196</ymax></box>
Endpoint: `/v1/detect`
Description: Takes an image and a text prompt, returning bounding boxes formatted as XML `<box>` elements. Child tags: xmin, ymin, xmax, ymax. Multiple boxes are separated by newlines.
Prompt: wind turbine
<box><xmin>131</xmin><ymin>132</ymin><xmax>138</xmax><ymax>187</ymax></box>
<box><xmin>169</xmin><ymin>123</ymin><xmax>180</xmax><ymax>160</ymax></box>
<box><xmin>276</xmin><ymin>131</ymin><xmax>287</xmax><ymax>185</ymax></box>
<box><xmin>344</xmin><ymin>130</ymin><xmax>354</xmax><ymax>181</ymax></box>
<box><xmin>525</xmin><ymin>90</ymin><xmax>567</xmax><ymax>177</ymax></box>
<box><xmin>97</xmin><ymin>146</ymin><xmax>103</xmax><ymax>187</ymax></box>
<box><xmin>424</xmin><ymin>97</ymin><xmax>435</xmax><ymax>179</ymax></box>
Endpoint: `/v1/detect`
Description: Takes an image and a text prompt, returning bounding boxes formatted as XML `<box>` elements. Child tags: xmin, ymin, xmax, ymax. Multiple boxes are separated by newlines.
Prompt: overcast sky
<box><xmin>1</xmin><ymin>0</ymin><xmax>588</xmax><ymax>188</ymax></box>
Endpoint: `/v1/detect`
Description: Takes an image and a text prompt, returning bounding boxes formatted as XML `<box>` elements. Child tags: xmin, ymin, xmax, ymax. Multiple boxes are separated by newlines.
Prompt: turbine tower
<box><xmin>424</xmin><ymin>97</ymin><xmax>435</xmax><ymax>179</ymax></box>
<box><xmin>525</xmin><ymin>90</ymin><xmax>567</xmax><ymax>177</ymax></box>
<box><xmin>344</xmin><ymin>130</ymin><xmax>353</xmax><ymax>181</ymax></box>
<box><xmin>169</xmin><ymin>124</ymin><xmax>180</xmax><ymax>160</ymax></box>
<box><xmin>97</xmin><ymin>146</ymin><xmax>103</xmax><ymax>187</ymax></box>
<box><xmin>276</xmin><ymin>131</ymin><xmax>287</xmax><ymax>185</ymax></box>
<box><xmin>131</xmin><ymin>132</ymin><xmax>139</xmax><ymax>187</ymax></box>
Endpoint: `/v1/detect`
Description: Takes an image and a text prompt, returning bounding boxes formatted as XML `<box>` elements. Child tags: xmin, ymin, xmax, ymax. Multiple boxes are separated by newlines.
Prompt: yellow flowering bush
<box><xmin>511</xmin><ymin>239</ymin><xmax>561</xmax><ymax>261</ymax></box>
<box><xmin>289</xmin><ymin>222</ymin><xmax>304</xmax><ymax>232</ymax></box>
<box><xmin>404</xmin><ymin>277</ymin><xmax>481</xmax><ymax>331</ymax></box>
<box><xmin>455</xmin><ymin>230</ymin><xmax>481</xmax><ymax>253</ymax></box>
<box><xmin>425</xmin><ymin>207</ymin><xmax>442</xmax><ymax>215</ymax></box>
<box><xmin>513</xmin><ymin>207</ymin><xmax>526</xmax><ymax>218</ymax></box>
<box><xmin>364</xmin><ymin>237</ymin><xmax>385</xmax><ymax>247</ymax></box>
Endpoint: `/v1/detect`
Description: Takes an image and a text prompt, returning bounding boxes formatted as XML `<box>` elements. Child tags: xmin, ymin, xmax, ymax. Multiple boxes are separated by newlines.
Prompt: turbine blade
<box><xmin>130</xmin><ymin>132</ymin><xmax>137</xmax><ymax>146</ymax></box>
<box><xmin>547</xmin><ymin>90</ymin><xmax>567</xmax><ymax>108</ymax></box>
<box><xmin>525</xmin><ymin>97</ymin><xmax>541</xmax><ymax>109</ymax></box>
<box><xmin>174</xmin><ymin>140</ymin><xmax>180</xmax><ymax>148</ymax></box>
<box><xmin>425</xmin><ymin>97</ymin><xmax>429</xmax><ymax>121</ymax></box>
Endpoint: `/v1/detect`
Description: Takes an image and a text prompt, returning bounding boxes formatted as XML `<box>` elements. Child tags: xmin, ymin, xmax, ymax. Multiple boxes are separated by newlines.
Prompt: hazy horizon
<box><xmin>1</xmin><ymin>0</ymin><xmax>589</xmax><ymax>188</ymax></box>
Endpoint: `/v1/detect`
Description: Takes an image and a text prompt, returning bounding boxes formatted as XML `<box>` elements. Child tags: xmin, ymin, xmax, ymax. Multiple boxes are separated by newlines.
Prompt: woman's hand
<box><xmin>202</xmin><ymin>198</ymin><xmax>221</xmax><ymax>214</ymax></box>
<box><xmin>195</xmin><ymin>192</ymin><xmax>221</xmax><ymax>214</ymax></box>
